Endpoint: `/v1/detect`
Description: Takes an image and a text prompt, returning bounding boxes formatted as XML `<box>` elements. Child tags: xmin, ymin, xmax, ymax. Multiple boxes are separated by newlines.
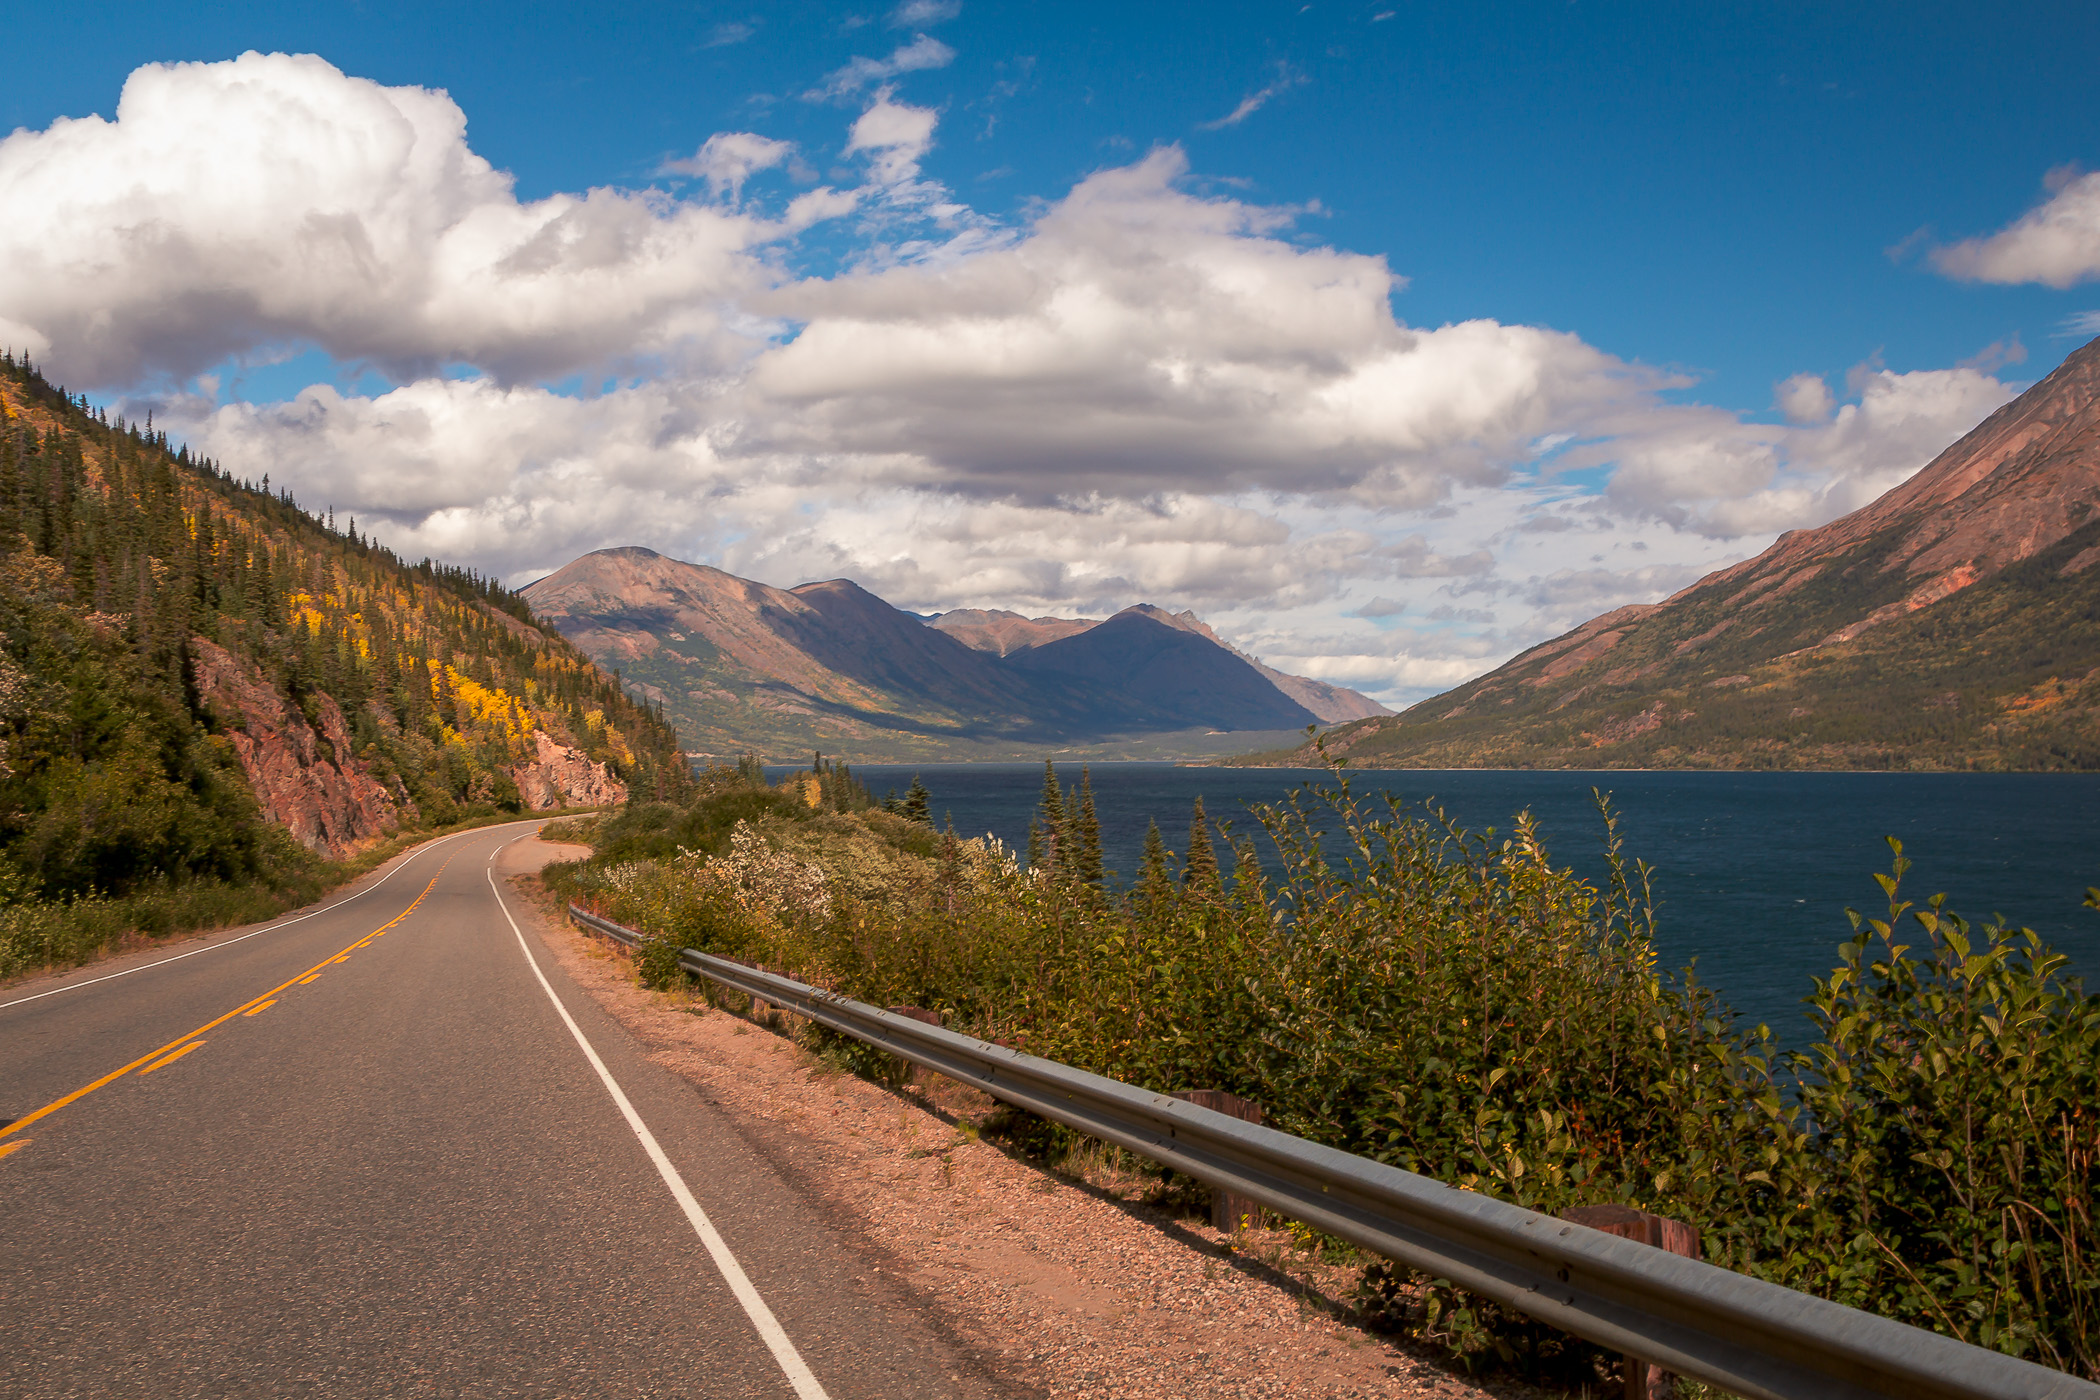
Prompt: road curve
<box><xmin>1</xmin><ymin>822</ymin><xmax>1013</xmax><ymax>1399</ymax></box>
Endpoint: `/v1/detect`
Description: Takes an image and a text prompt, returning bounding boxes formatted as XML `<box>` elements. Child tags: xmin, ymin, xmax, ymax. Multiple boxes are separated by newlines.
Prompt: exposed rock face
<box><xmin>511</xmin><ymin>730</ymin><xmax>627</xmax><ymax>811</ymax></box>
<box><xmin>190</xmin><ymin>638</ymin><xmax>400</xmax><ymax>858</ymax></box>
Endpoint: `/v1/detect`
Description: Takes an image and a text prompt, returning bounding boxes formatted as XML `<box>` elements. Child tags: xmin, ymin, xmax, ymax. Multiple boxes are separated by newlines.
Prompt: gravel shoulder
<box><xmin>512</xmin><ymin>848</ymin><xmax>1550</xmax><ymax>1400</ymax></box>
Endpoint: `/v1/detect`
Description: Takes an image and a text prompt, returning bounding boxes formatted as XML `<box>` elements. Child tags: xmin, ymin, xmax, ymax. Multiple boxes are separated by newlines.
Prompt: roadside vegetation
<box><xmin>0</xmin><ymin>804</ymin><xmax>615</xmax><ymax>983</ymax></box>
<box><xmin>546</xmin><ymin>750</ymin><xmax>2100</xmax><ymax>1384</ymax></box>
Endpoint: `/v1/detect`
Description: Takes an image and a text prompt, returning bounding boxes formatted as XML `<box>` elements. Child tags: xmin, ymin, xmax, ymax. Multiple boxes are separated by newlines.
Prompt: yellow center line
<box><xmin>243</xmin><ymin>1000</ymin><xmax>278</xmax><ymax>1017</ymax></box>
<box><xmin>140</xmin><ymin>1040</ymin><xmax>207</xmax><ymax>1074</ymax></box>
<box><xmin>0</xmin><ymin>1139</ymin><xmax>29</xmax><ymax>1160</ymax></box>
<box><xmin>0</xmin><ymin>859</ymin><xmax>454</xmax><ymax>1145</ymax></box>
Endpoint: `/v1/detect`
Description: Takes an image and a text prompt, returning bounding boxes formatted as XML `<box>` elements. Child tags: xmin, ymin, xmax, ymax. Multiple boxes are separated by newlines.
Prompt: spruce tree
<box><xmin>1073</xmin><ymin>767</ymin><xmax>1104</xmax><ymax>886</ymax></box>
<box><xmin>1183</xmin><ymin>796</ymin><xmax>1219</xmax><ymax>895</ymax></box>
<box><xmin>902</xmin><ymin>774</ymin><xmax>931</xmax><ymax>825</ymax></box>
<box><xmin>1036</xmin><ymin>759</ymin><xmax>1066</xmax><ymax>873</ymax></box>
<box><xmin>1138</xmin><ymin>819</ymin><xmax>1175</xmax><ymax>913</ymax></box>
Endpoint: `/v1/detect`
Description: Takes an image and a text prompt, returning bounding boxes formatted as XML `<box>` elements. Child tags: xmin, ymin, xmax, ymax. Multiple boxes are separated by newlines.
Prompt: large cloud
<box><xmin>1933</xmin><ymin>167</ymin><xmax>2100</xmax><ymax>288</ymax></box>
<box><xmin>0</xmin><ymin>52</ymin><xmax>802</xmax><ymax>385</ymax></box>
<box><xmin>746</xmin><ymin>148</ymin><xmax>1659</xmax><ymax>504</ymax></box>
<box><xmin>4</xmin><ymin>53</ymin><xmax>2020</xmax><ymax>705</ymax></box>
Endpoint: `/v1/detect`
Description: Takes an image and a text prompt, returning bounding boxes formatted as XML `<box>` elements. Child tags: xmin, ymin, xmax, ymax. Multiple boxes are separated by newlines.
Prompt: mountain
<box><xmin>1006</xmin><ymin>611</ymin><xmax>1319</xmax><ymax>731</ymax></box>
<box><xmin>928</xmin><ymin>608</ymin><xmax>1097</xmax><ymax>657</ymax></box>
<box><xmin>930</xmin><ymin>604</ymin><xmax>1389</xmax><ymax>723</ymax></box>
<box><xmin>0</xmin><ymin>353</ymin><xmax>684</xmax><ymax>915</ymax></box>
<box><xmin>523</xmin><ymin>548</ymin><xmax>1366</xmax><ymax>759</ymax></box>
<box><xmin>1242</xmin><ymin>336</ymin><xmax>2100</xmax><ymax>772</ymax></box>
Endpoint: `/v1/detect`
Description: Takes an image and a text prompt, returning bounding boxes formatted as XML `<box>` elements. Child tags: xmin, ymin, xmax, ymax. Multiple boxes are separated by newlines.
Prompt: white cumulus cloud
<box><xmin>843</xmin><ymin>90</ymin><xmax>942</xmax><ymax>186</ymax></box>
<box><xmin>747</xmin><ymin>148</ymin><xmax>1664</xmax><ymax>504</ymax></box>
<box><xmin>665</xmin><ymin>132</ymin><xmax>795</xmax><ymax>203</ymax></box>
<box><xmin>1933</xmin><ymin>166</ymin><xmax>2100</xmax><ymax>288</ymax></box>
<box><xmin>1775</xmin><ymin>372</ymin><xmax>1835</xmax><ymax>425</ymax></box>
<box><xmin>0</xmin><ymin>52</ymin><xmax>794</xmax><ymax>387</ymax></box>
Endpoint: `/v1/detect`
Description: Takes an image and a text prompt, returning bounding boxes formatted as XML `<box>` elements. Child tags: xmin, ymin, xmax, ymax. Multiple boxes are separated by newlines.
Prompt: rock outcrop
<box><xmin>190</xmin><ymin>638</ymin><xmax>400</xmax><ymax>857</ymax></box>
<box><xmin>511</xmin><ymin>730</ymin><xmax>627</xmax><ymax>810</ymax></box>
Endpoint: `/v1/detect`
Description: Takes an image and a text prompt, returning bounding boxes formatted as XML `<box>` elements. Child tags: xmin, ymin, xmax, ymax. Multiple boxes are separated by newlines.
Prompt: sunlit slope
<box><xmin>1240</xmin><ymin>337</ymin><xmax>2100</xmax><ymax>771</ymax></box>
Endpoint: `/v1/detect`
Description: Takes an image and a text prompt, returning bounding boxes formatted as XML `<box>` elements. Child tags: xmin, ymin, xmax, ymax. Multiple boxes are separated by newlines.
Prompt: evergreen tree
<box><xmin>1073</xmin><ymin>767</ymin><xmax>1104</xmax><ymax>887</ymax></box>
<box><xmin>902</xmin><ymin>774</ymin><xmax>931</xmax><ymax>825</ymax></box>
<box><xmin>1183</xmin><ymin>796</ymin><xmax>1220</xmax><ymax>895</ymax></box>
<box><xmin>1035</xmin><ymin>759</ymin><xmax>1066</xmax><ymax>873</ymax></box>
<box><xmin>1137</xmin><ymin>819</ymin><xmax>1176</xmax><ymax>913</ymax></box>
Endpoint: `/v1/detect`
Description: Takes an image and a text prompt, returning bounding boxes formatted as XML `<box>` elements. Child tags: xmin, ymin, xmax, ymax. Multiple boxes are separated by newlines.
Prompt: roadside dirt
<box><xmin>512</xmin><ymin>846</ymin><xmax>1541</xmax><ymax>1400</ymax></box>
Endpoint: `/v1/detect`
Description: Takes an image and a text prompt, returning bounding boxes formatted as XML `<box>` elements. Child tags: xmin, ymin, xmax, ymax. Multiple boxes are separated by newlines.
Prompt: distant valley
<box><xmin>1244</xmin><ymin>336</ymin><xmax>2100</xmax><ymax>772</ymax></box>
<box><xmin>522</xmin><ymin>550</ymin><xmax>1386</xmax><ymax>762</ymax></box>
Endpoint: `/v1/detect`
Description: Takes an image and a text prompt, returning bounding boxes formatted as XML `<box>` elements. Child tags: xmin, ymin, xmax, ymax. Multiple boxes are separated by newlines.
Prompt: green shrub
<box><xmin>634</xmin><ymin>933</ymin><xmax>691</xmax><ymax>992</ymax></box>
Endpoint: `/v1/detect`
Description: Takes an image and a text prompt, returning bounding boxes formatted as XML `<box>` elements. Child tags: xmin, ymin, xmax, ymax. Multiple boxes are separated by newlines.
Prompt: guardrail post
<box><xmin>1172</xmin><ymin>1090</ymin><xmax>1265</xmax><ymax>1232</ymax></box>
<box><xmin>887</xmin><ymin>1008</ymin><xmax>945</xmax><ymax>1088</ymax></box>
<box><xmin>1559</xmin><ymin>1204</ymin><xmax>1701</xmax><ymax>1400</ymax></box>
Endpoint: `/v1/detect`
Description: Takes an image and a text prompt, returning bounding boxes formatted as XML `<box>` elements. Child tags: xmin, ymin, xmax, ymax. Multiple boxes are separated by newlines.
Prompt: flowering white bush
<box><xmin>709</xmin><ymin>821</ymin><xmax>832</xmax><ymax>923</ymax></box>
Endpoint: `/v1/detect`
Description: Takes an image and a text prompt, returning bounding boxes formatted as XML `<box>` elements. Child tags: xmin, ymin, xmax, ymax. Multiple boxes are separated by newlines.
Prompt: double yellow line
<box><xmin>0</xmin><ymin>870</ymin><xmax>446</xmax><ymax>1157</ymax></box>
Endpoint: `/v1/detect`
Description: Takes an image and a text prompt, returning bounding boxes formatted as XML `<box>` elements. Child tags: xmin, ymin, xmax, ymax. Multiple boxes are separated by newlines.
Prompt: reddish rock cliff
<box><xmin>511</xmin><ymin>730</ymin><xmax>628</xmax><ymax>810</ymax></box>
<box><xmin>190</xmin><ymin>639</ymin><xmax>401</xmax><ymax>858</ymax></box>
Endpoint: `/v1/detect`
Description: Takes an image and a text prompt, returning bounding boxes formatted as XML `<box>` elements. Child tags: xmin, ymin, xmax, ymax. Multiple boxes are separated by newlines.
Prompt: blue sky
<box><xmin>3</xmin><ymin>2</ymin><xmax>2096</xmax><ymax>702</ymax></box>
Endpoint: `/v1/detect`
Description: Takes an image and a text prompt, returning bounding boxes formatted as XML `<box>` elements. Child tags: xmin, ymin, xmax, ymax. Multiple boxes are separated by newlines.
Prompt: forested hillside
<box><xmin>0</xmin><ymin>352</ymin><xmax>684</xmax><ymax>937</ymax></box>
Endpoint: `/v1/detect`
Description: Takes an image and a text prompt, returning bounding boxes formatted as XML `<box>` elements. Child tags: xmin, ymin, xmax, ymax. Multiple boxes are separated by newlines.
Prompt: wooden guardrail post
<box><xmin>1172</xmin><ymin>1090</ymin><xmax>1265</xmax><ymax>1232</ymax></box>
<box><xmin>1559</xmin><ymin>1204</ymin><xmax>1701</xmax><ymax>1400</ymax></box>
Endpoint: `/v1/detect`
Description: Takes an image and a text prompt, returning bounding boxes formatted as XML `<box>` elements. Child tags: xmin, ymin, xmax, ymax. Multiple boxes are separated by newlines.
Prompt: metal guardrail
<box><xmin>569</xmin><ymin>903</ymin><xmax>2098</xmax><ymax>1400</ymax></box>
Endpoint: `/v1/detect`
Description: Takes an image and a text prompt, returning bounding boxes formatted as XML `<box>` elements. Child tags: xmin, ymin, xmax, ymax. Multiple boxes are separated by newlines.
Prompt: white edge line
<box><xmin>0</xmin><ymin>820</ymin><xmax>541</xmax><ymax>1013</ymax></box>
<box><xmin>486</xmin><ymin>866</ymin><xmax>830</xmax><ymax>1400</ymax></box>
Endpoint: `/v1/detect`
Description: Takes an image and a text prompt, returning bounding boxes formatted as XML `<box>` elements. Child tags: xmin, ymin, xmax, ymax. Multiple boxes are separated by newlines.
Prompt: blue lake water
<box><xmin>831</xmin><ymin>764</ymin><xmax>2100</xmax><ymax>1038</ymax></box>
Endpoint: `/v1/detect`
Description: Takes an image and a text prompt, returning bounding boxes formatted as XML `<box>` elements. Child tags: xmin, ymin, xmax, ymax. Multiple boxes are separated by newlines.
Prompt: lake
<box><xmin>831</xmin><ymin>763</ymin><xmax>2100</xmax><ymax>1037</ymax></box>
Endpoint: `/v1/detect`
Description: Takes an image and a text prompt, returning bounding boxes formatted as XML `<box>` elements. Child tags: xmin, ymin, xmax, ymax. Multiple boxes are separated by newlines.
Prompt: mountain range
<box><xmin>1243</xmin><ymin>335</ymin><xmax>2100</xmax><ymax>771</ymax></box>
<box><xmin>521</xmin><ymin>548</ymin><xmax>1386</xmax><ymax>761</ymax></box>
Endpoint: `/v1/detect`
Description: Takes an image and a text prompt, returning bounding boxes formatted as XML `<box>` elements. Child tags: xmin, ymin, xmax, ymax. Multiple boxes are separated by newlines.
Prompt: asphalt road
<box><xmin>0</xmin><ymin>822</ymin><xmax>1013</xmax><ymax>1399</ymax></box>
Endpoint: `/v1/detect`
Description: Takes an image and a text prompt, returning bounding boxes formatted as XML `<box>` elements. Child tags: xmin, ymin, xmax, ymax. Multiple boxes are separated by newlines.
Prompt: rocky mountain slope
<box><xmin>0</xmin><ymin>353</ymin><xmax>682</xmax><ymax>911</ymax></box>
<box><xmin>523</xmin><ymin>548</ymin><xmax>1376</xmax><ymax>759</ymax></box>
<box><xmin>1243</xmin><ymin>336</ymin><xmax>2100</xmax><ymax>771</ymax></box>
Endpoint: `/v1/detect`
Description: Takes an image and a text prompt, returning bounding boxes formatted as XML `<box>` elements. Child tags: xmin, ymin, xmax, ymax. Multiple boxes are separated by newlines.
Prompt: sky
<box><xmin>3</xmin><ymin>1</ymin><xmax>2098</xmax><ymax>706</ymax></box>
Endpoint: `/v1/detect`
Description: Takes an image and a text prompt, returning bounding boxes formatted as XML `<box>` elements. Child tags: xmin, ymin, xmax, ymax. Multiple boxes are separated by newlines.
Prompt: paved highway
<box><xmin>1</xmin><ymin>822</ymin><xmax>1010</xmax><ymax>1398</ymax></box>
